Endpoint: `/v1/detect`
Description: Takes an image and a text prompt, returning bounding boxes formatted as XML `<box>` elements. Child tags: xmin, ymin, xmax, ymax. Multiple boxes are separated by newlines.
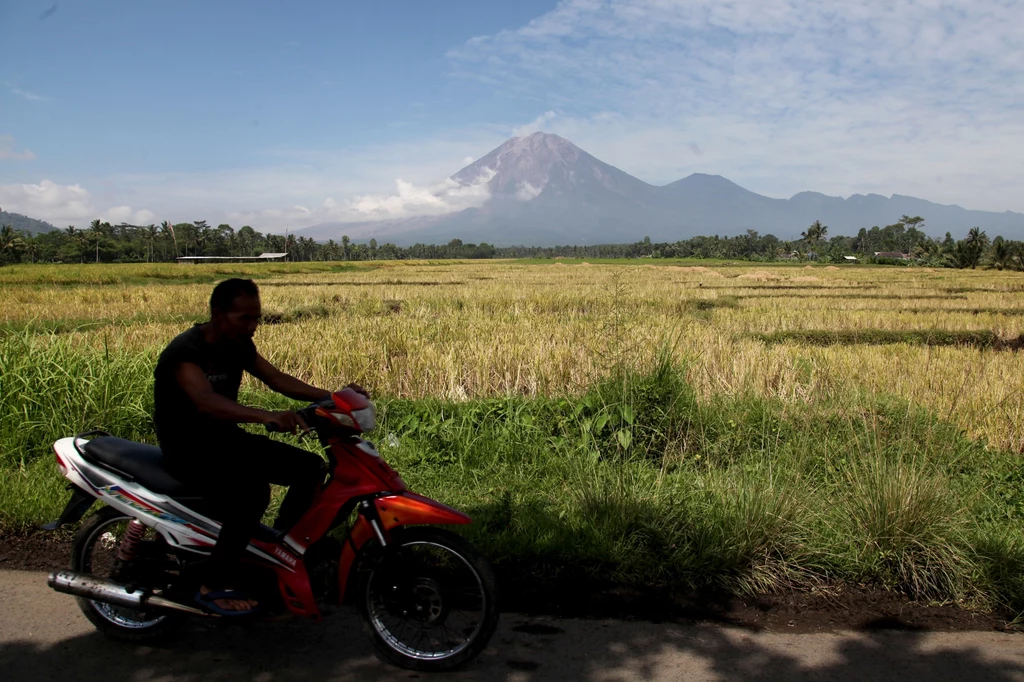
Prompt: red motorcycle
<box><xmin>45</xmin><ymin>388</ymin><xmax>498</xmax><ymax>671</ymax></box>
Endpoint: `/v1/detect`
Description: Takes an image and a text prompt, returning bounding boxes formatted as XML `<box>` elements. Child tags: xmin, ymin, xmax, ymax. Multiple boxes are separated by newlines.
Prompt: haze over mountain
<box><xmin>307</xmin><ymin>132</ymin><xmax>1024</xmax><ymax>246</ymax></box>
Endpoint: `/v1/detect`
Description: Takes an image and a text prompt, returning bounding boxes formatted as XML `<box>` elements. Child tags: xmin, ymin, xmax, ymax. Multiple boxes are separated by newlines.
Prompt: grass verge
<box><xmin>1</xmin><ymin>337</ymin><xmax>1022</xmax><ymax>614</ymax></box>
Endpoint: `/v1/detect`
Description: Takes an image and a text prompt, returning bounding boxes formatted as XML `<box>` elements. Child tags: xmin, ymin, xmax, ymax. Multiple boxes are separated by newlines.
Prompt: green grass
<box><xmin>2</xmin><ymin>336</ymin><xmax>1022</xmax><ymax>614</ymax></box>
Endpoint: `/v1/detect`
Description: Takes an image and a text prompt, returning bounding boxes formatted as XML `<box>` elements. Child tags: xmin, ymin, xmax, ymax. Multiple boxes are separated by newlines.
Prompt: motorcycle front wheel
<box><xmin>355</xmin><ymin>526</ymin><xmax>498</xmax><ymax>671</ymax></box>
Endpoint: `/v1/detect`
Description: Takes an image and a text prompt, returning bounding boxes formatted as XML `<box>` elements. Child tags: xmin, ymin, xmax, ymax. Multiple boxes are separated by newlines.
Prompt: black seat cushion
<box><xmin>80</xmin><ymin>437</ymin><xmax>191</xmax><ymax>495</ymax></box>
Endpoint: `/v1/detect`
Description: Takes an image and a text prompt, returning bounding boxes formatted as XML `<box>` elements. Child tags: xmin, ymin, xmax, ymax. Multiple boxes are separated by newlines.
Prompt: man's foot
<box><xmin>196</xmin><ymin>585</ymin><xmax>259</xmax><ymax>615</ymax></box>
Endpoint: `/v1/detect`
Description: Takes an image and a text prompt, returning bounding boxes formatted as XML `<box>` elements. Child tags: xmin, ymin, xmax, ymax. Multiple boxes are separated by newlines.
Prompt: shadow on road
<box><xmin>1</xmin><ymin>610</ymin><xmax>1020</xmax><ymax>681</ymax></box>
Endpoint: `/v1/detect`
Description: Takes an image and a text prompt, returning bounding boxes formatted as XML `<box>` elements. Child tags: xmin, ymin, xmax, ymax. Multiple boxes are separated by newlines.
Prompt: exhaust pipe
<box><xmin>48</xmin><ymin>570</ymin><xmax>210</xmax><ymax>616</ymax></box>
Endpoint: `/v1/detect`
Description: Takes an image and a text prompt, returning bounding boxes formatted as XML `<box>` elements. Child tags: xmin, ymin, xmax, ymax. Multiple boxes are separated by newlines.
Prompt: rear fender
<box><xmin>41</xmin><ymin>485</ymin><xmax>96</xmax><ymax>531</ymax></box>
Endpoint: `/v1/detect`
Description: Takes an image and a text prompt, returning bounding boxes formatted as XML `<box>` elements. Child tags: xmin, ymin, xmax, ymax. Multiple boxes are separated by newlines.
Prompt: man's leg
<box><xmin>234</xmin><ymin>432</ymin><xmax>325</xmax><ymax>531</ymax></box>
<box><xmin>165</xmin><ymin>440</ymin><xmax>269</xmax><ymax>611</ymax></box>
<box><xmin>207</xmin><ymin>479</ymin><xmax>270</xmax><ymax>586</ymax></box>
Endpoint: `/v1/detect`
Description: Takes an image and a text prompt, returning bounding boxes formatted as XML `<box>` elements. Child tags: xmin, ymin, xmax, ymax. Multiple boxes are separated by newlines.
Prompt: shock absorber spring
<box><xmin>117</xmin><ymin>520</ymin><xmax>147</xmax><ymax>562</ymax></box>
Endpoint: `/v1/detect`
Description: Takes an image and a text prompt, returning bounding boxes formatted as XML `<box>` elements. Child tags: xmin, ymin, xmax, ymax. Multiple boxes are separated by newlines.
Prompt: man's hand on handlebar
<box><xmin>346</xmin><ymin>383</ymin><xmax>370</xmax><ymax>398</ymax></box>
<box><xmin>262</xmin><ymin>410</ymin><xmax>309</xmax><ymax>435</ymax></box>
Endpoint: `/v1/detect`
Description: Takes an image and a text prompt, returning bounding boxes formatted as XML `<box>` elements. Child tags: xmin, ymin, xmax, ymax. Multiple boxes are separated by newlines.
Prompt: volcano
<box><xmin>298</xmin><ymin>132</ymin><xmax>1024</xmax><ymax>246</ymax></box>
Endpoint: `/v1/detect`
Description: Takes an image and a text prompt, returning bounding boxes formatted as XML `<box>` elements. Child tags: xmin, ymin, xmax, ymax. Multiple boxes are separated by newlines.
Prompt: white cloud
<box><xmin>0</xmin><ymin>180</ymin><xmax>93</xmax><ymax>225</ymax></box>
<box><xmin>512</xmin><ymin>111</ymin><xmax>558</xmax><ymax>137</ymax></box>
<box><xmin>102</xmin><ymin>206</ymin><xmax>157</xmax><ymax>225</ymax></box>
<box><xmin>5</xmin><ymin>81</ymin><xmax>50</xmax><ymax>102</ymax></box>
<box><xmin>515</xmin><ymin>181</ymin><xmax>542</xmax><ymax>201</ymax></box>
<box><xmin>0</xmin><ymin>135</ymin><xmax>36</xmax><ymax>161</ymax></box>
<box><xmin>223</xmin><ymin>169</ymin><xmax>496</xmax><ymax>228</ymax></box>
<box><xmin>448</xmin><ymin>0</ymin><xmax>1024</xmax><ymax>212</ymax></box>
<box><xmin>0</xmin><ymin>179</ymin><xmax>155</xmax><ymax>227</ymax></box>
<box><xmin>348</xmin><ymin>172</ymin><xmax>493</xmax><ymax>219</ymax></box>
<box><xmin>71</xmin><ymin>131</ymin><xmax>511</xmax><ymax>230</ymax></box>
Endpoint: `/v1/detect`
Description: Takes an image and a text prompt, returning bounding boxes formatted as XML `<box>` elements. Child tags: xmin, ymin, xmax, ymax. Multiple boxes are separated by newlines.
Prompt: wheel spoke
<box><xmin>366</xmin><ymin>537</ymin><xmax>489</xmax><ymax>661</ymax></box>
<box><xmin>79</xmin><ymin>515</ymin><xmax>170</xmax><ymax>630</ymax></box>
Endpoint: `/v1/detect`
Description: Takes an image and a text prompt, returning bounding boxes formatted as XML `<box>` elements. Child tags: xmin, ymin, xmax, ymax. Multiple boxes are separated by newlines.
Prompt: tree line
<box><xmin>0</xmin><ymin>215</ymin><xmax>1019</xmax><ymax>270</ymax></box>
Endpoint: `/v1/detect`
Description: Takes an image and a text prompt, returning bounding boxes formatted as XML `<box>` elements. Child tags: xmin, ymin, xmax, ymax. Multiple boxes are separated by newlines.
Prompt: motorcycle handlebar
<box><xmin>264</xmin><ymin>406</ymin><xmax>320</xmax><ymax>434</ymax></box>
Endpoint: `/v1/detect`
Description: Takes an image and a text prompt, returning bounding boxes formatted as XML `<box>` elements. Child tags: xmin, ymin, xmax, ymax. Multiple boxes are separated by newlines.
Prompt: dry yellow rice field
<box><xmin>3</xmin><ymin>260</ymin><xmax>1023</xmax><ymax>451</ymax></box>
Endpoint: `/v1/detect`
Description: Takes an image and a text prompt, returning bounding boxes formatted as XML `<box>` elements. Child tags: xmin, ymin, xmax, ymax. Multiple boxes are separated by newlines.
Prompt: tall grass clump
<box><xmin>838</xmin><ymin>452</ymin><xmax>971</xmax><ymax>600</ymax></box>
<box><xmin>0</xmin><ymin>333</ymin><xmax>159</xmax><ymax>525</ymax></box>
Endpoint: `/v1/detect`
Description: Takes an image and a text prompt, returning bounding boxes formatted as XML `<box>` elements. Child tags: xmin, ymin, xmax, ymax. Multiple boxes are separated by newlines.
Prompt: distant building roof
<box><xmin>176</xmin><ymin>252</ymin><xmax>288</xmax><ymax>262</ymax></box>
<box><xmin>843</xmin><ymin>255</ymin><xmax>859</xmax><ymax>261</ymax></box>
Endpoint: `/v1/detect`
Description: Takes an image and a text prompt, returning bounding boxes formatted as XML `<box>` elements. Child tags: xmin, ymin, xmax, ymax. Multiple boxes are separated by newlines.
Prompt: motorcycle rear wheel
<box><xmin>72</xmin><ymin>506</ymin><xmax>190</xmax><ymax>642</ymax></box>
<box><xmin>356</xmin><ymin>526</ymin><xmax>498</xmax><ymax>671</ymax></box>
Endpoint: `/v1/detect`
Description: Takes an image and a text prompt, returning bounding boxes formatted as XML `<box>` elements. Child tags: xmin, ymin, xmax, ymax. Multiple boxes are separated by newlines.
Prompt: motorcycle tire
<box><xmin>71</xmin><ymin>506</ymin><xmax>190</xmax><ymax>642</ymax></box>
<box><xmin>355</xmin><ymin>526</ymin><xmax>499</xmax><ymax>671</ymax></box>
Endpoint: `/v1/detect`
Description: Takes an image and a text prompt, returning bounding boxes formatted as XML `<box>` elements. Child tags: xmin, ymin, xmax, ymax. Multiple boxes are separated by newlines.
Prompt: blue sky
<box><xmin>2</xmin><ymin>0</ymin><xmax>1022</xmax><ymax>229</ymax></box>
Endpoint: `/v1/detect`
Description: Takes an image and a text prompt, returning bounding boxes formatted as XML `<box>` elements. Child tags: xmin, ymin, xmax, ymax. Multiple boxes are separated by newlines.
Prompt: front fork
<box><xmin>359</xmin><ymin>499</ymin><xmax>390</xmax><ymax>548</ymax></box>
<box><xmin>337</xmin><ymin>504</ymin><xmax>383</xmax><ymax>604</ymax></box>
<box><xmin>336</xmin><ymin>492</ymin><xmax>472</xmax><ymax>604</ymax></box>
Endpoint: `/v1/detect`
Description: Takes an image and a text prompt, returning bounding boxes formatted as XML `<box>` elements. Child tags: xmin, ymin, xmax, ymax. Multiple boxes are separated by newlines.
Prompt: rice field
<box><xmin>2</xmin><ymin>260</ymin><xmax>1023</xmax><ymax>613</ymax></box>
<box><xmin>3</xmin><ymin>260</ymin><xmax>1023</xmax><ymax>449</ymax></box>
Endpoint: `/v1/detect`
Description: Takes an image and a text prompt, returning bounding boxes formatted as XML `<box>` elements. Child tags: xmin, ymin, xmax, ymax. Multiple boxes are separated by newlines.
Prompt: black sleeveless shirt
<box><xmin>153</xmin><ymin>324</ymin><xmax>257</xmax><ymax>450</ymax></box>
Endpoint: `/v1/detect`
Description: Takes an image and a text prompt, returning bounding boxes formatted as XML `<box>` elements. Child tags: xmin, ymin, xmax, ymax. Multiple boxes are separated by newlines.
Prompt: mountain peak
<box><xmin>451</xmin><ymin>131</ymin><xmax>648</xmax><ymax>200</ymax></box>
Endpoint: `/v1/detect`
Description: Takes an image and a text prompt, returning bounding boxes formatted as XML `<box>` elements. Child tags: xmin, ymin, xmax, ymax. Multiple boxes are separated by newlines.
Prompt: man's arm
<box><xmin>249</xmin><ymin>353</ymin><xmax>331</xmax><ymax>403</ymax></box>
<box><xmin>176</xmin><ymin>362</ymin><xmax>275</xmax><ymax>423</ymax></box>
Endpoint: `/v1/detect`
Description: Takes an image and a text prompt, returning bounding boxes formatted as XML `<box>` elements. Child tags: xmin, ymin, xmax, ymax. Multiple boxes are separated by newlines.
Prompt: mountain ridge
<box><xmin>0</xmin><ymin>210</ymin><xmax>59</xmax><ymax>235</ymax></box>
<box><xmin>299</xmin><ymin>132</ymin><xmax>1024</xmax><ymax>246</ymax></box>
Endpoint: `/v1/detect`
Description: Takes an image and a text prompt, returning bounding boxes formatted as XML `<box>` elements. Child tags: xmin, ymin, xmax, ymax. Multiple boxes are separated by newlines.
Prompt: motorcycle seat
<box><xmin>80</xmin><ymin>437</ymin><xmax>192</xmax><ymax>496</ymax></box>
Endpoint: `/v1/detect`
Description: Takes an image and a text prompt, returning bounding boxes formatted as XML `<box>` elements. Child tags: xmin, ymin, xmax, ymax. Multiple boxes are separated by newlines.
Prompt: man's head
<box><xmin>209</xmin><ymin>278</ymin><xmax>261</xmax><ymax>342</ymax></box>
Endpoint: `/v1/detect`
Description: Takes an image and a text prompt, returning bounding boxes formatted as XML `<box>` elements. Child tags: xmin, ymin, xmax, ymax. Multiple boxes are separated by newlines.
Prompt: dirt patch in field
<box><xmin>579</xmin><ymin>262</ymin><xmax>593</xmax><ymax>267</ymax></box>
<box><xmin>825</xmin><ymin>266</ymin><xmax>840</xmax><ymax>270</ymax></box>
<box><xmin>737</xmin><ymin>271</ymin><xmax>783</xmax><ymax>282</ymax></box>
<box><xmin>791</xmin><ymin>276</ymin><xmax>821</xmax><ymax>283</ymax></box>
<box><xmin>667</xmin><ymin>266</ymin><xmax>725</xmax><ymax>277</ymax></box>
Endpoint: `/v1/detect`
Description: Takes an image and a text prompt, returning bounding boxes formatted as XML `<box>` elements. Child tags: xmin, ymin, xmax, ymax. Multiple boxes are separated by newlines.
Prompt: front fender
<box><xmin>336</xmin><ymin>492</ymin><xmax>470</xmax><ymax>604</ymax></box>
<box><xmin>375</xmin><ymin>491</ymin><xmax>471</xmax><ymax>530</ymax></box>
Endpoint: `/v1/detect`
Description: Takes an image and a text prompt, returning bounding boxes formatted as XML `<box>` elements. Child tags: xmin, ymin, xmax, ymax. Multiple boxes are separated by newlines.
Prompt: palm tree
<box><xmin>143</xmin><ymin>224</ymin><xmax>158</xmax><ymax>262</ymax></box>
<box><xmin>801</xmin><ymin>220</ymin><xmax>828</xmax><ymax>244</ymax></box>
<box><xmin>0</xmin><ymin>224</ymin><xmax>25</xmax><ymax>260</ymax></box>
<box><xmin>192</xmin><ymin>220</ymin><xmax>210</xmax><ymax>256</ymax></box>
<box><xmin>160</xmin><ymin>221</ymin><xmax>177</xmax><ymax>259</ymax></box>
<box><xmin>990</xmin><ymin>236</ymin><xmax>1011</xmax><ymax>271</ymax></box>
<box><xmin>952</xmin><ymin>227</ymin><xmax>990</xmax><ymax>269</ymax></box>
<box><xmin>88</xmin><ymin>218</ymin><xmax>103</xmax><ymax>263</ymax></box>
<box><xmin>23</xmin><ymin>236</ymin><xmax>38</xmax><ymax>263</ymax></box>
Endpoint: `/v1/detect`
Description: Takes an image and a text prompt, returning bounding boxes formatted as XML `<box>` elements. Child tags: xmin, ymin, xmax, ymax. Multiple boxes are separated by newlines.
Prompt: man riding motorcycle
<box><xmin>153</xmin><ymin>277</ymin><xmax>349</xmax><ymax>615</ymax></box>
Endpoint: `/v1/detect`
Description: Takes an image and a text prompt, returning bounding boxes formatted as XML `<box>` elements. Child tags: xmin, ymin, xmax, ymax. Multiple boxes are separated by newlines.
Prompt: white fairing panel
<box><xmin>52</xmin><ymin>437</ymin><xmax>293</xmax><ymax>568</ymax></box>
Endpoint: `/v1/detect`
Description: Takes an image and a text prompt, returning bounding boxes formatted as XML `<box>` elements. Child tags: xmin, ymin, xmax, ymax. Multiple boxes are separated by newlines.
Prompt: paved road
<box><xmin>1</xmin><ymin>569</ymin><xmax>1021</xmax><ymax>681</ymax></box>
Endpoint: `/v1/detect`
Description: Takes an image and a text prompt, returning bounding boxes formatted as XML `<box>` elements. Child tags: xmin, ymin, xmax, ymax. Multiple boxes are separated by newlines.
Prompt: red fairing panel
<box><xmin>375</xmin><ymin>492</ymin><xmax>472</xmax><ymax>531</ymax></box>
